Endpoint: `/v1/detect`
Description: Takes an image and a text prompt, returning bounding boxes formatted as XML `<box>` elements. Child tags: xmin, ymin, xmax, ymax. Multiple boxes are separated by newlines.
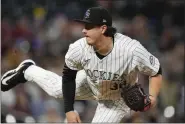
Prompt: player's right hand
<box><xmin>66</xmin><ymin>111</ymin><xmax>81</xmax><ymax>123</ymax></box>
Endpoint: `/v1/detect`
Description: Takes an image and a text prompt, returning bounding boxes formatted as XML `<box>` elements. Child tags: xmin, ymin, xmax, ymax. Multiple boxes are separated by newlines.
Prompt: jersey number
<box><xmin>110</xmin><ymin>81</ymin><xmax>119</xmax><ymax>90</ymax></box>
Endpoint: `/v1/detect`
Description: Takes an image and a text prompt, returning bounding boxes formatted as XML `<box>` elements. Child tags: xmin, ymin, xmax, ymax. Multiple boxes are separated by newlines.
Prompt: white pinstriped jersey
<box><xmin>65</xmin><ymin>33</ymin><xmax>160</xmax><ymax>100</ymax></box>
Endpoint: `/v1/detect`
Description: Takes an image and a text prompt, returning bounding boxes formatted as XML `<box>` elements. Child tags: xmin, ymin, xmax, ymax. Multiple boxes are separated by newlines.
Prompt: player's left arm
<box><xmin>149</xmin><ymin>68</ymin><xmax>162</xmax><ymax>99</ymax></box>
<box><xmin>132</xmin><ymin>40</ymin><xmax>162</xmax><ymax>107</ymax></box>
<box><xmin>148</xmin><ymin>71</ymin><xmax>162</xmax><ymax>108</ymax></box>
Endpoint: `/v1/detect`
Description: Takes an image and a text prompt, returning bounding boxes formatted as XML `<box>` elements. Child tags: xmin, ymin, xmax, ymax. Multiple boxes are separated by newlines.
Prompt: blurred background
<box><xmin>1</xmin><ymin>0</ymin><xmax>184</xmax><ymax>123</ymax></box>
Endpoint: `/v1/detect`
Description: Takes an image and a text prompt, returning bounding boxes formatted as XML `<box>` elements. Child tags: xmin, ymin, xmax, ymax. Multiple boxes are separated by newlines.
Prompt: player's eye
<box><xmin>85</xmin><ymin>24</ymin><xmax>96</xmax><ymax>30</ymax></box>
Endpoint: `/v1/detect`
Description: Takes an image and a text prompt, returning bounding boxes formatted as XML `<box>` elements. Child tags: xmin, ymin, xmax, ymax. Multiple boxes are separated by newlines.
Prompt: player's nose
<box><xmin>82</xmin><ymin>28</ymin><xmax>87</xmax><ymax>34</ymax></box>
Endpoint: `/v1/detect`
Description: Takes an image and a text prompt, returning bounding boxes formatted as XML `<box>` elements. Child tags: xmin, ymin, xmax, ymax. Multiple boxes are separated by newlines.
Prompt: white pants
<box><xmin>25</xmin><ymin>65</ymin><xmax>129</xmax><ymax>123</ymax></box>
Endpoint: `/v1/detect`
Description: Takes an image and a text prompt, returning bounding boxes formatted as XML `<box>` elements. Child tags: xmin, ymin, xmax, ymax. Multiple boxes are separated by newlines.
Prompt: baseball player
<box><xmin>1</xmin><ymin>7</ymin><xmax>162</xmax><ymax>123</ymax></box>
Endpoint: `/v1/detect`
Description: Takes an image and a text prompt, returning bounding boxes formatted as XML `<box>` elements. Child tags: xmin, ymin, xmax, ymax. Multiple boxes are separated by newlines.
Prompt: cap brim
<box><xmin>74</xmin><ymin>19</ymin><xmax>93</xmax><ymax>24</ymax></box>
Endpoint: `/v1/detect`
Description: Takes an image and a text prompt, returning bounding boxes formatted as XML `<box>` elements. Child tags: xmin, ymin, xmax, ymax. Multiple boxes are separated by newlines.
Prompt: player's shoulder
<box><xmin>69</xmin><ymin>37</ymin><xmax>87</xmax><ymax>48</ymax></box>
<box><xmin>114</xmin><ymin>33</ymin><xmax>131</xmax><ymax>41</ymax></box>
<box><xmin>67</xmin><ymin>37</ymin><xmax>91</xmax><ymax>55</ymax></box>
<box><xmin>114</xmin><ymin>33</ymin><xmax>140</xmax><ymax>49</ymax></box>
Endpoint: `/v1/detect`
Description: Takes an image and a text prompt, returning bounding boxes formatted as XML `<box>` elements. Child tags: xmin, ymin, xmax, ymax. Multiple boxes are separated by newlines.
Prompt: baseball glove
<box><xmin>121</xmin><ymin>83</ymin><xmax>151</xmax><ymax>112</ymax></box>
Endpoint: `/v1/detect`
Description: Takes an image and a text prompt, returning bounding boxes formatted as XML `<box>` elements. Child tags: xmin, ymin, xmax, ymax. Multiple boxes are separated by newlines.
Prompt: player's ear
<box><xmin>101</xmin><ymin>25</ymin><xmax>107</xmax><ymax>34</ymax></box>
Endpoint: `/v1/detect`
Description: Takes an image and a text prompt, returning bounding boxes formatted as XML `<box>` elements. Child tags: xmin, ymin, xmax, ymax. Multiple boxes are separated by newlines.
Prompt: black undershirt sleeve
<box><xmin>62</xmin><ymin>63</ymin><xmax>77</xmax><ymax>113</ymax></box>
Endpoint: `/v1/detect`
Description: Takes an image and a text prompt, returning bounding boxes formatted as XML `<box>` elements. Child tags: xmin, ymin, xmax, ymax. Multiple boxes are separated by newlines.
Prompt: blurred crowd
<box><xmin>1</xmin><ymin>0</ymin><xmax>184</xmax><ymax>123</ymax></box>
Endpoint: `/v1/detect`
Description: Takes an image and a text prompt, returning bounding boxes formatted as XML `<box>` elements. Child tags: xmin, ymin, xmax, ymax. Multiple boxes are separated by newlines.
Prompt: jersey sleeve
<box><xmin>131</xmin><ymin>40</ymin><xmax>160</xmax><ymax>76</ymax></box>
<box><xmin>65</xmin><ymin>41</ymin><xmax>84</xmax><ymax>70</ymax></box>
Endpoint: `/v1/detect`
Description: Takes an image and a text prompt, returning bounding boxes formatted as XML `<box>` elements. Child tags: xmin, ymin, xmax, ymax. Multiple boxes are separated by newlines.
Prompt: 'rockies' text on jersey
<box><xmin>65</xmin><ymin>33</ymin><xmax>160</xmax><ymax>100</ymax></box>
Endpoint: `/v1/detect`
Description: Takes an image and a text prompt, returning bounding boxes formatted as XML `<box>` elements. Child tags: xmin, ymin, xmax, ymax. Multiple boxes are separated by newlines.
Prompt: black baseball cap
<box><xmin>75</xmin><ymin>7</ymin><xmax>112</xmax><ymax>26</ymax></box>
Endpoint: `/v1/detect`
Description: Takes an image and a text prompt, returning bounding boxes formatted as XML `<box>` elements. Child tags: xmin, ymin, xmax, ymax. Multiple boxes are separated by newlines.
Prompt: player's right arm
<box><xmin>62</xmin><ymin>39</ymin><xmax>84</xmax><ymax>123</ymax></box>
<box><xmin>62</xmin><ymin>64</ymin><xmax>81</xmax><ymax>123</ymax></box>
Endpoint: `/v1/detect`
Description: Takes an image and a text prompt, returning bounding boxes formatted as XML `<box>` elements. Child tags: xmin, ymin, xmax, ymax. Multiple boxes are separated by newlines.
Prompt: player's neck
<box><xmin>94</xmin><ymin>36</ymin><xmax>113</xmax><ymax>56</ymax></box>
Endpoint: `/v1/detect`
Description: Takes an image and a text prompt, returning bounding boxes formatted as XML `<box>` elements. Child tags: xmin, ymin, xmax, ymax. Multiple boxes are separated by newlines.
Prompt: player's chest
<box><xmin>82</xmin><ymin>51</ymin><xmax>130</xmax><ymax>81</ymax></box>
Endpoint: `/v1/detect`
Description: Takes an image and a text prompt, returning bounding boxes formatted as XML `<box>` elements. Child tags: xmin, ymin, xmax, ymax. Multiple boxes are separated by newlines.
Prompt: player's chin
<box><xmin>86</xmin><ymin>37</ymin><xmax>94</xmax><ymax>45</ymax></box>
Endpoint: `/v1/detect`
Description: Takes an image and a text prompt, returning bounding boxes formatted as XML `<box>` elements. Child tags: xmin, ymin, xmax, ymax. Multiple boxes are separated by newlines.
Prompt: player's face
<box><xmin>82</xmin><ymin>24</ymin><xmax>104</xmax><ymax>45</ymax></box>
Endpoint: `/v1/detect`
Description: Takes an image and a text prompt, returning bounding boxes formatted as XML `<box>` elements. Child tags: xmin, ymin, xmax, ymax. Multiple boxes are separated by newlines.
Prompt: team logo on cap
<box><xmin>84</xmin><ymin>9</ymin><xmax>90</xmax><ymax>19</ymax></box>
<box><xmin>103</xmin><ymin>19</ymin><xmax>107</xmax><ymax>23</ymax></box>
